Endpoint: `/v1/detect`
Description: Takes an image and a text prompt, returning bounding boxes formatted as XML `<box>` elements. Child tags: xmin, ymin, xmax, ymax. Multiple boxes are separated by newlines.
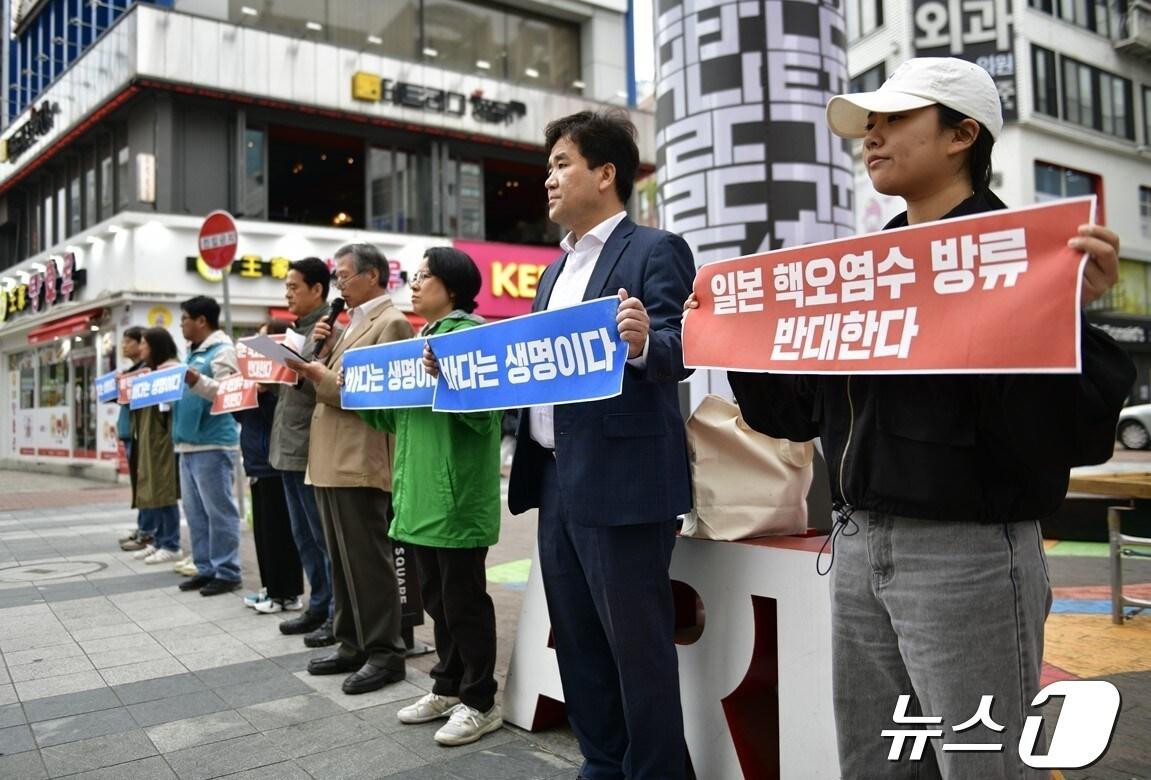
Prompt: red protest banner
<box><xmin>117</xmin><ymin>368</ymin><xmax>151</xmax><ymax>405</ymax></box>
<box><xmin>683</xmin><ymin>198</ymin><xmax>1095</xmax><ymax>374</ymax></box>
<box><xmin>210</xmin><ymin>375</ymin><xmax>259</xmax><ymax>415</ymax></box>
<box><xmin>237</xmin><ymin>337</ymin><xmax>298</xmax><ymax>384</ymax></box>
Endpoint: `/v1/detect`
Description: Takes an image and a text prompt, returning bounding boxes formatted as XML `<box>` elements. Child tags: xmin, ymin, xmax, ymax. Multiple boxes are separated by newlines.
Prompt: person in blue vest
<box><xmin>173</xmin><ymin>295</ymin><xmax>244</xmax><ymax>597</ymax></box>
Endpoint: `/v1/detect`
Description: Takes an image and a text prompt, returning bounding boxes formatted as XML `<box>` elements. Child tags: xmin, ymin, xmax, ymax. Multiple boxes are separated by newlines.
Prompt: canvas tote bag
<box><xmin>683</xmin><ymin>394</ymin><xmax>813</xmax><ymax>540</ymax></box>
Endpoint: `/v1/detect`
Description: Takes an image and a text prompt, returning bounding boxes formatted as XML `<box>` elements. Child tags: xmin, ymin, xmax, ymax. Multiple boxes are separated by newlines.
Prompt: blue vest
<box><xmin>172</xmin><ymin>341</ymin><xmax>239</xmax><ymax>447</ymax></box>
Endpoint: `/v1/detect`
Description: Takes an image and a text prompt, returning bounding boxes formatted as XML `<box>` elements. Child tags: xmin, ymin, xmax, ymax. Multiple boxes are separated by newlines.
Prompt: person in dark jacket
<box><xmin>690</xmin><ymin>58</ymin><xmax>1133</xmax><ymax>778</ymax></box>
<box><xmin>117</xmin><ymin>326</ymin><xmax>151</xmax><ymax>551</ymax></box>
<box><xmin>235</xmin><ymin>320</ymin><xmax>304</xmax><ymax>614</ymax></box>
<box><xmin>129</xmin><ymin>328</ymin><xmax>183</xmax><ymax>564</ymax></box>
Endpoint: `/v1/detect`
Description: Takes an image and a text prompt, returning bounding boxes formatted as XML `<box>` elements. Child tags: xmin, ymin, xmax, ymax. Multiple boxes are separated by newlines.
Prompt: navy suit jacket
<box><xmin>507</xmin><ymin>217</ymin><xmax>696</xmax><ymax>525</ymax></box>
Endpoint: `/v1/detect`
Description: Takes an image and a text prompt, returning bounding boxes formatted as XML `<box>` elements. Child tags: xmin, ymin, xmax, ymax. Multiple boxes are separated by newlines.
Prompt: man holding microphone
<box><xmin>287</xmin><ymin>243</ymin><xmax>412</xmax><ymax>695</ymax></box>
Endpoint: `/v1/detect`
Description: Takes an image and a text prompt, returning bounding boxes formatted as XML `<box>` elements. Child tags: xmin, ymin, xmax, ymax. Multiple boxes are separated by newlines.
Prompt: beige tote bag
<box><xmin>683</xmin><ymin>394</ymin><xmax>813</xmax><ymax>540</ymax></box>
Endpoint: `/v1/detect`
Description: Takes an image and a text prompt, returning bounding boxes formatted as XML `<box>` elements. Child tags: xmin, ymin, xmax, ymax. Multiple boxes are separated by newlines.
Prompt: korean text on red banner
<box><xmin>683</xmin><ymin>197</ymin><xmax>1095</xmax><ymax>374</ymax></box>
<box><xmin>237</xmin><ymin>337</ymin><xmax>299</xmax><ymax>384</ymax></box>
<box><xmin>210</xmin><ymin>375</ymin><xmax>260</xmax><ymax>415</ymax></box>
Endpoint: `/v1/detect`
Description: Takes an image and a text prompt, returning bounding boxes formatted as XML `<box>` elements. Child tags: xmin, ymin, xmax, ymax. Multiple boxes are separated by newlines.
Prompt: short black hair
<box><xmin>937</xmin><ymin>105</ymin><xmax>995</xmax><ymax>193</ymax></box>
<box><xmin>288</xmin><ymin>257</ymin><xmax>331</xmax><ymax>298</ymax></box>
<box><xmin>335</xmin><ymin>243</ymin><xmax>388</xmax><ymax>288</ymax></box>
<box><xmin>545</xmin><ymin>109</ymin><xmax>639</xmax><ymax>204</ymax></box>
<box><xmin>181</xmin><ymin>296</ymin><xmax>221</xmax><ymax>329</ymax></box>
<box><xmin>425</xmin><ymin>247</ymin><xmax>482</xmax><ymax>314</ymax></box>
<box><xmin>265</xmin><ymin>319</ymin><xmax>289</xmax><ymax>335</ymax></box>
<box><xmin>123</xmin><ymin>326</ymin><xmax>145</xmax><ymax>342</ymax></box>
<box><xmin>142</xmin><ymin>327</ymin><xmax>179</xmax><ymax>368</ymax></box>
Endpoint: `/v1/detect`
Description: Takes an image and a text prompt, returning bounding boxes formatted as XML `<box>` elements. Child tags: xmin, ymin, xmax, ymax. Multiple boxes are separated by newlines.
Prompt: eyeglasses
<box><xmin>331</xmin><ymin>270</ymin><xmax>364</xmax><ymax>290</ymax></box>
<box><xmin>411</xmin><ymin>270</ymin><xmax>434</xmax><ymax>285</ymax></box>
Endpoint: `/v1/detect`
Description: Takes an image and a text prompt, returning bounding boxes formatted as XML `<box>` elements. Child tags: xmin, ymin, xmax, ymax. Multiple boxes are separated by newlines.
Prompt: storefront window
<box><xmin>506</xmin><ymin>14</ymin><xmax>579</xmax><ymax>92</ymax></box>
<box><xmin>368</xmin><ymin>146</ymin><xmax>429</xmax><ymax>234</ymax></box>
<box><xmin>69</xmin><ymin>162</ymin><xmax>82</xmax><ymax>238</ymax></box>
<box><xmin>268</xmin><ymin>126</ymin><xmax>365</xmax><ymax>228</ymax></box>
<box><xmin>84</xmin><ymin>151</ymin><xmax>97</xmax><ymax>229</ymax></box>
<box><xmin>39</xmin><ymin>344</ymin><xmax>68</xmax><ymax>408</ymax></box>
<box><xmin>424</xmin><ymin>0</ymin><xmax>507</xmax><ymax>78</ymax></box>
<box><xmin>243</xmin><ymin>127</ymin><xmax>267</xmax><ymax>219</ymax></box>
<box><xmin>10</xmin><ymin>351</ymin><xmax>36</xmax><ymax>409</ymax></box>
<box><xmin>100</xmin><ymin>142</ymin><xmax>114</xmax><ymax>218</ymax></box>
<box><xmin>116</xmin><ymin>142</ymin><xmax>131</xmax><ymax>210</ymax></box>
<box><xmin>71</xmin><ymin>337</ymin><xmax>98</xmax><ymax>458</ymax></box>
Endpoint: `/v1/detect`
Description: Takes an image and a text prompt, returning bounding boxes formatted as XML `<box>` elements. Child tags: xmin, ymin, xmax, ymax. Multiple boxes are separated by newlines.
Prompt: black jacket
<box><xmin>729</xmin><ymin>192</ymin><xmax>1136</xmax><ymax>524</ymax></box>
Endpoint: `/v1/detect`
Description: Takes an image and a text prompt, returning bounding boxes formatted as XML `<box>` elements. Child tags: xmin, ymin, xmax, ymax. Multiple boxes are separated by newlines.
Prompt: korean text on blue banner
<box><xmin>341</xmin><ymin>337</ymin><xmax>435</xmax><ymax>410</ymax></box>
<box><xmin>428</xmin><ymin>296</ymin><xmax>625</xmax><ymax>413</ymax></box>
<box><xmin>129</xmin><ymin>365</ymin><xmax>187</xmax><ymax>409</ymax></box>
<box><xmin>95</xmin><ymin>370</ymin><xmax>119</xmax><ymax>403</ymax></box>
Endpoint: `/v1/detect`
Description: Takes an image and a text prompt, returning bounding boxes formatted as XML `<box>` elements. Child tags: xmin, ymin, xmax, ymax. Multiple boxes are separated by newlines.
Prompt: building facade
<box><xmin>846</xmin><ymin>0</ymin><xmax>1151</xmax><ymax>399</ymax></box>
<box><xmin>0</xmin><ymin>0</ymin><xmax>643</xmax><ymax>474</ymax></box>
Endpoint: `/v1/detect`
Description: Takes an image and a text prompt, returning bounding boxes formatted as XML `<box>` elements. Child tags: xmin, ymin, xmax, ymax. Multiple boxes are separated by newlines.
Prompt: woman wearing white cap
<box><xmin>695</xmin><ymin>58</ymin><xmax>1134</xmax><ymax>777</ymax></box>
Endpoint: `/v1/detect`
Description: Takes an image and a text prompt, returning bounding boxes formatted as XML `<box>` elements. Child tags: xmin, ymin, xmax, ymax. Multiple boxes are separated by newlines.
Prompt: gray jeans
<box><xmin>831</xmin><ymin>511</ymin><xmax>1052</xmax><ymax>779</ymax></box>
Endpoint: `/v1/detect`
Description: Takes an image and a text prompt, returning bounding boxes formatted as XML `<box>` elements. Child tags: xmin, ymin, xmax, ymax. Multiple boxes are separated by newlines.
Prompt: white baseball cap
<box><xmin>826</xmin><ymin>57</ymin><xmax>1004</xmax><ymax>141</ymax></box>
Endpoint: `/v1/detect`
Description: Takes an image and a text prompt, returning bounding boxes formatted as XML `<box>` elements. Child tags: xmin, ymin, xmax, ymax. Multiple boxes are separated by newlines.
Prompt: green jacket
<box><xmin>358</xmin><ymin>313</ymin><xmax>501</xmax><ymax>549</ymax></box>
<box><xmin>131</xmin><ymin>361</ymin><xmax>180</xmax><ymax>509</ymax></box>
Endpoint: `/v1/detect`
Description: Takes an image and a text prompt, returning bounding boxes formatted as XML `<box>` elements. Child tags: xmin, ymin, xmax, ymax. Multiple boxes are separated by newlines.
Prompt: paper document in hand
<box><xmin>283</xmin><ymin>329</ymin><xmax>306</xmax><ymax>354</ymax></box>
<box><xmin>241</xmin><ymin>334</ymin><xmax>306</xmax><ymax>366</ymax></box>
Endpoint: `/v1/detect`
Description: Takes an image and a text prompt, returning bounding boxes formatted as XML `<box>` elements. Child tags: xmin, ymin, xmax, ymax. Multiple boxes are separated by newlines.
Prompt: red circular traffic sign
<box><xmin>198</xmin><ymin>210</ymin><xmax>239</xmax><ymax>270</ymax></box>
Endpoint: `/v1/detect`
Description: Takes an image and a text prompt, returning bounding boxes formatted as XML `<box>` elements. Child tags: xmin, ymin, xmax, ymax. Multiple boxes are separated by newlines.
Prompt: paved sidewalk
<box><xmin>0</xmin><ymin>475</ymin><xmax>580</xmax><ymax>780</ymax></box>
<box><xmin>1</xmin><ymin>467</ymin><xmax>1149</xmax><ymax>779</ymax></box>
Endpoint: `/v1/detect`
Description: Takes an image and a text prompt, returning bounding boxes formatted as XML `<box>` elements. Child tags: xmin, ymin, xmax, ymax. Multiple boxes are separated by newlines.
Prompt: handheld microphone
<box><xmin>311</xmin><ymin>297</ymin><xmax>346</xmax><ymax>360</ymax></box>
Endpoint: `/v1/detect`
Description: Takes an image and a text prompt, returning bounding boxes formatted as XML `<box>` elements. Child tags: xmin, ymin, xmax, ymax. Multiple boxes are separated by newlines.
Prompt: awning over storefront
<box><xmin>26</xmin><ymin>308</ymin><xmax>105</xmax><ymax>344</ymax></box>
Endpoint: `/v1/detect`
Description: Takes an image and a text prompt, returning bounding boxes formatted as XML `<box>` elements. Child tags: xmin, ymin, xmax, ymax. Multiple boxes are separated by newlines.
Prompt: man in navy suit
<box><xmin>507</xmin><ymin>110</ymin><xmax>695</xmax><ymax>780</ymax></box>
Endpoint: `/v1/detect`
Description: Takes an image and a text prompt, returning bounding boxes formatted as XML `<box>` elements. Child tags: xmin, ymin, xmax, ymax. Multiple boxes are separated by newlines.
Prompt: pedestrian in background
<box><xmin>360</xmin><ymin>247</ymin><xmax>503</xmax><ymax>746</ymax></box>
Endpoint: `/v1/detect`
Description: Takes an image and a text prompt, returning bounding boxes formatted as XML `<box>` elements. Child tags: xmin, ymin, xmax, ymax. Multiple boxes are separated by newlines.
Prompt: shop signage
<box><xmin>453</xmin><ymin>240</ymin><xmax>559</xmax><ymax>319</ymax></box>
<box><xmin>352</xmin><ymin>72</ymin><xmax>527</xmax><ymax>126</ymax></box>
<box><xmin>1</xmin><ymin>253</ymin><xmax>87</xmax><ymax>325</ymax></box>
<box><xmin>0</xmin><ymin>101</ymin><xmax>60</xmax><ymax>165</ymax></box>
<box><xmin>186</xmin><ymin>255</ymin><xmax>293</xmax><ymax>282</ymax></box>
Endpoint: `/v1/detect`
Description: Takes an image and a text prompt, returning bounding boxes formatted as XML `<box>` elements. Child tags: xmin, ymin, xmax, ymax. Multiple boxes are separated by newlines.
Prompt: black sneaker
<box><xmin>279</xmin><ymin>612</ymin><xmax>326</xmax><ymax>636</ymax></box>
<box><xmin>304</xmin><ymin>619</ymin><xmax>336</xmax><ymax>648</ymax></box>
<box><xmin>200</xmin><ymin>578</ymin><xmax>242</xmax><ymax>597</ymax></box>
<box><xmin>178</xmin><ymin>574</ymin><xmax>214</xmax><ymax>592</ymax></box>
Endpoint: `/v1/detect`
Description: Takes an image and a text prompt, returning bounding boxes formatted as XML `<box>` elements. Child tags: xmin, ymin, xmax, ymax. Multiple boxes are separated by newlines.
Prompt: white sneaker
<box><xmin>243</xmin><ymin>589</ymin><xmax>269</xmax><ymax>609</ymax></box>
<box><xmin>252</xmin><ymin>596</ymin><xmax>303</xmax><ymax>614</ymax></box>
<box><xmin>397</xmin><ymin>693</ymin><xmax>461</xmax><ymax>725</ymax></box>
<box><xmin>144</xmin><ymin>548</ymin><xmax>181</xmax><ymax>565</ymax></box>
<box><xmin>174</xmin><ymin>556</ymin><xmax>197</xmax><ymax>576</ymax></box>
<box><xmin>433</xmin><ymin>704</ymin><xmax>503</xmax><ymax>746</ymax></box>
<box><xmin>132</xmin><ymin>544</ymin><xmax>156</xmax><ymax>560</ymax></box>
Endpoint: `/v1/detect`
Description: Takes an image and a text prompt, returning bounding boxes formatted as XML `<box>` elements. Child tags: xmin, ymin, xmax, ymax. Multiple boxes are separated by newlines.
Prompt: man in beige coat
<box><xmin>287</xmin><ymin>242</ymin><xmax>413</xmax><ymax>695</ymax></box>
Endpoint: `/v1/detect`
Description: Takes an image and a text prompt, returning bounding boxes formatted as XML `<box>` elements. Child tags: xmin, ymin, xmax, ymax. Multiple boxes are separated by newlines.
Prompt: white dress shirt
<box><xmin>343</xmin><ymin>292</ymin><xmax>389</xmax><ymax>336</ymax></box>
<box><xmin>529</xmin><ymin>210</ymin><xmax>645</xmax><ymax>450</ymax></box>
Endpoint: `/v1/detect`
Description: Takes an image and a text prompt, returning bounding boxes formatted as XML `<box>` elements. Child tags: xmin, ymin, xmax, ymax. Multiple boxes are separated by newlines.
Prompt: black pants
<box><xmin>414</xmin><ymin>545</ymin><xmax>497</xmax><ymax>712</ymax></box>
<box><xmin>315</xmin><ymin>486</ymin><xmax>406</xmax><ymax>672</ymax></box>
<box><xmin>250</xmin><ymin>475</ymin><xmax>303</xmax><ymax>600</ymax></box>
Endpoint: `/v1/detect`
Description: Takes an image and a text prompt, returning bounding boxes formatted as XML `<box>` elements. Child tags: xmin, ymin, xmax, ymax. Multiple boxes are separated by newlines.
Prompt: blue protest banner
<box><xmin>95</xmin><ymin>370</ymin><xmax>119</xmax><ymax>403</ymax></box>
<box><xmin>340</xmin><ymin>337</ymin><xmax>435</xmax><ymax>410</ymax></box>
<box><xmin>428</xmin><ymin>296</ymin><xmax>625</xmax><ymax>413</ymax></box>
<box><xmin>129</xmin><ymin>365</ymin><xmax>187</xmax><ymax>409</ymax></box>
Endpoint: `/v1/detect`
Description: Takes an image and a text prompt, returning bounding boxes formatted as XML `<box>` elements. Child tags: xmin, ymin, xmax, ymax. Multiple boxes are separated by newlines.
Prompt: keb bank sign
<box><xmin>454</xmin><ymin>240</ymin><xmax>560</xmax><ymax>319</ymax></box>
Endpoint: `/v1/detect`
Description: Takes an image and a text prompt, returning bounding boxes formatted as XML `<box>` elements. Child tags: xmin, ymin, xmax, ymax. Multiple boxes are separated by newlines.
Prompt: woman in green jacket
<box><xmin>358</xmin><ymin>247</ymin><xmax>503</xmax><ymax>747</ymax></box>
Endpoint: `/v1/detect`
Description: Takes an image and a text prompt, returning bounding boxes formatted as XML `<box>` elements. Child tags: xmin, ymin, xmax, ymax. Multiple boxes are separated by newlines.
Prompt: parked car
<box><xmin>1117</xmin><ymin>404</ymin><xmax>1151</xmax><ymax>450</ymax></box>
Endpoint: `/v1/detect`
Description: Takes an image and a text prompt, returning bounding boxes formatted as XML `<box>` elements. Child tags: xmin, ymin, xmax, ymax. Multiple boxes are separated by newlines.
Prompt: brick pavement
<box><xmin>0</xmin><ymin>469</ymin><xmax>1149</xmax><ymax>778</ymax></box>
<box><xmin>0</xmin><ymin>473</ymin><xmax>580</xmax><ymax>779</ymax></box>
